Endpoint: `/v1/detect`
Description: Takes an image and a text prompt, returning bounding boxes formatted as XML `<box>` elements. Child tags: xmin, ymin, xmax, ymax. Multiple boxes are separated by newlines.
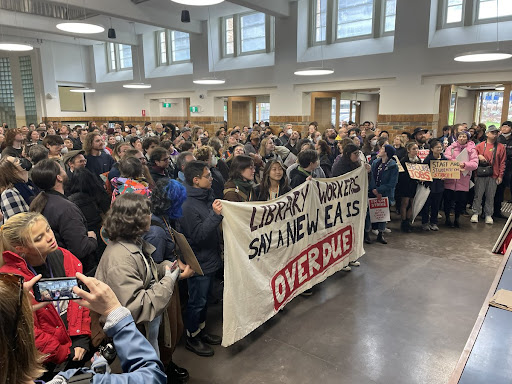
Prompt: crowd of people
<box><xmin>0</xmin><ymin>117</ymin><xmax>511</xmax><ymax>383</ymax></box>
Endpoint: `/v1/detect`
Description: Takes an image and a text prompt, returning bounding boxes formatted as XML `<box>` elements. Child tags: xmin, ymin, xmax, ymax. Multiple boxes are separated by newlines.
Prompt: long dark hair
<box><xmin>228</xmin><ymin>155</ymin><xmax>254</xmax><ymax>181</ymax></box>
<box><xmin>65</xmin><ymin>167</ymin><xmax>107</xmax><ymax>197</ymax></box>
<box><xmin>340</xmin><ymin>143</ymin><xmax>360</xmax><ymax>170</ymax></box>
<box><xmin>30</xmin><ymin>159</ymin><xmax>62</xmax><ymax>213</ymax></box>
<box><xmin>258</xmin><ymin>160</ymin><xmax>289</xmax><ymax>200</ymax></box>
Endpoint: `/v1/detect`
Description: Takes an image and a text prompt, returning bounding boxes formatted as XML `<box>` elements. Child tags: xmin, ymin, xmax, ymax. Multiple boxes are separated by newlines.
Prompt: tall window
<box><xmin>107</xmin><ymin>43</ymin><xmax>133</xmax><ymax>72</ymax></box>
<box><xmin>222</xmin><ymin>12</ymin><xmax>274</xmax><ymax>57</ymax></box>
<box><xmin>19</xmin><ymin>56</ymin><xmax>38</xmax><ymax>125</ymax></box>
<box><xmin>156</xmin><ymin>30</ymin><xmax>191</xmax><ymax>66</ymax></box>
<box><xmin>256</xmin><ymin>103</ymin><xmax>270</xmax><ymax>122</ymax></box>
<box><xmin>476</xmin><ymin>91</ymin><xmax>503</xmax><ymax>128</ymax></box>
<box><xmin>440</xmin><ymin>0</ymin><xmax>512</xmax><ymax>28</ymax></box>
<box><xmin>0</xmin><ymin>58</ymin><xmax>16</xmax><ymax>128</ymax></box>
<box><xmin>310</xmin><ymin>0</ymin><xmax>394</xmax><ymax>46</ymax></box>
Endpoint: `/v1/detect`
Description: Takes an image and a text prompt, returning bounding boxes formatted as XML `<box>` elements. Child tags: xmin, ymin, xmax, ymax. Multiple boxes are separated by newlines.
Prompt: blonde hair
<box><xmin>0</xmin><ymin>212</ymin><xmax>48</xmax><ymax>266</ymax></box>
<box><xmin>0</xmin><ymin>280</ymin><xmax>46</xmax><ymax>383</ymax></box>
<box><xmin>194</xmin><ymin>145</ymin><xmax>213</xmax><ymax>162</ymax></box>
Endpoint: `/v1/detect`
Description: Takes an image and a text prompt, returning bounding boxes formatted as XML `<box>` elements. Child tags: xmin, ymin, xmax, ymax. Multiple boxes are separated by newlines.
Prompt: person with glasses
<box><xmin>0</xmin><ymin>271</ymin><xmax>166</xmax><ymax>383</ymax></box>
<box><xmin>0</xmin><ymin>212</ymin><xmax>91</xmax><ymax>381</ymax></box>
<box><xmin>148</xmin><ymin>147</ymin><xmax>171</xmax><ymax>184</ymax></box>
<box><xmin>178</xmin><ymin>161</ymin><xmax>224</xmax><ymax>357</ymax></box>
<box><xmin>223</xmin><ymin>155</ymin><xmax>256</xmax><ymax>202</ymax></box>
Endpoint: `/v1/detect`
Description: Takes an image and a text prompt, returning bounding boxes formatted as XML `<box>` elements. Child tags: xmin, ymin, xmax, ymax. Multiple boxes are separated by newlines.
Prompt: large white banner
<box><xmin>220</xmin><ymin>166</ymin><xmax>368</xmax><ymax>347</ymax></box>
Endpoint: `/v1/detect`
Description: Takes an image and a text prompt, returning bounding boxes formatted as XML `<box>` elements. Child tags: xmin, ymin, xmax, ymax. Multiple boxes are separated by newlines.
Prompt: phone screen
<box><xmin>33</xmin><ymin>277</ymin><xmax>81</xmax><ymax>302</ymax></box>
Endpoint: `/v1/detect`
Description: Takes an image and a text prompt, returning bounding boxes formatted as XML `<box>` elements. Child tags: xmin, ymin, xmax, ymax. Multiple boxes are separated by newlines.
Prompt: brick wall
<box><xmin>377</xmin><ymin>114</ymin><xmax>439</xmax><ymax>138</ymax></box>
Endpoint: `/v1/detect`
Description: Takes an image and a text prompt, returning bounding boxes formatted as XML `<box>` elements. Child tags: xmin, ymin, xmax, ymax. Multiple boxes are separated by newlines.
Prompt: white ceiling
<box><xmin>0</xmin><ymin>0</ymin><xmax>292</xmax><ymax>47</ymax></box>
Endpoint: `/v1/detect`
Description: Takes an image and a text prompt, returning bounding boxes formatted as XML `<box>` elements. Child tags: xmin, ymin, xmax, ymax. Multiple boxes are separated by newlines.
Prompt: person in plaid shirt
<box><xmin>0</xmin><ymin>156</ymin><xmax>37</xmax><ymax>223</ymax></box>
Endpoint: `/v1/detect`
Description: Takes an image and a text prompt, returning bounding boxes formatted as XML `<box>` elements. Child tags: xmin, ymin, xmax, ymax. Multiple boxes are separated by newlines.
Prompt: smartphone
<box><xmin>33</xmin><ymin>277</ymin><xmax>82</xmax><ymax>302</ymax></box>
<box><xmin>170</xmin><ymin>260</ymin><xmax>179</xmax><ymax>272</ymax></box>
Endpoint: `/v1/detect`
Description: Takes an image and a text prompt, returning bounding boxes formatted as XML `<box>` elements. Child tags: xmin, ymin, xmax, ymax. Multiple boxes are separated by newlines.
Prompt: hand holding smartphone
<box><xmin>33</xmin><ymin>277</ymin><xmax>84</xmax><ymax>302</ymax></box>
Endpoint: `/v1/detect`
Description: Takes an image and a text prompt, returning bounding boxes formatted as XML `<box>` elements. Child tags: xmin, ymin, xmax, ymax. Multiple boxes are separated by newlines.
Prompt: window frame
<box><xmin>438</xmin><ymin>0</ymin><xmax>512</xmax><ymax>30</ymax></box>
<box><xmin>155</xmin><ymin>30</ymin><xmax>192</xmax><ymax>67</ymax></box>
<box><xmin>106</xmin><ymin>43</ymin><xmax>133</xmax><ymax>72</ymax></box>
<box><xmin>309</xmin><ymin>0</ymin><xmax>393</xmax><ymax>47</ymax></box>
<box><xmin>221</xmin><ymin>11</ymin><xmax>274</xmax><ymax>58</ymax></box>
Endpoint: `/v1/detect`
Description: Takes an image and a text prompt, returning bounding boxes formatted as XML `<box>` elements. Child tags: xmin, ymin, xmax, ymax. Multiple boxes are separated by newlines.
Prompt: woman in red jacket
<box><xmin>0</xmin><ymin>212</ymin><xmax>91</xmax><ymax>381</ymax></box>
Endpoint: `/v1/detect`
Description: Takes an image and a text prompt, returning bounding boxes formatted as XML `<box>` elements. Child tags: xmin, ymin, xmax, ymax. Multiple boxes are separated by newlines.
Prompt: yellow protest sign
<box><xmin>430</xmin><ymin>160</ymin><xmax>460</xmax><ymax>179</ymax></box>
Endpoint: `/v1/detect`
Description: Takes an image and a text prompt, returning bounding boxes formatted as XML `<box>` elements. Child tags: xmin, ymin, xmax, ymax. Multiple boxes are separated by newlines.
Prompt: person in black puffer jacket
<box><xmin>65</xmin><ymin>167</ymin><xmax>110</xmax><ymax>263</ymax></box>
<box><xmin>177</xmin><ymin>160</ymin><xmax>224</xmax><ymax>358</ymax></box>
<box><xmin>420</xmin><ymin>140</ymin><xmax>446</xmax><ymax>231</ymax></box>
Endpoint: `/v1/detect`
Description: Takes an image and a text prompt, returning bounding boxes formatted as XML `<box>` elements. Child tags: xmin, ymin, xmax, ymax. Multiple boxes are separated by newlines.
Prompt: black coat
<box><xmin>41</xmin><ymin>191</ymin><xmax>97</xmax><ymax>273</ymax></box>
<box><xmin>177</xmin><ymin>185</ymin><xmax>223</xmax><ymax>274</ymax></box>
<box><xmin>67</xmin><ymin>191</ymin><xmax>109</xmax><ymax>231</ymax></box>
<box><xmin>332</xmin><ymin>159</ymin><xmax>358</xmax><ymax>177</ymax></box>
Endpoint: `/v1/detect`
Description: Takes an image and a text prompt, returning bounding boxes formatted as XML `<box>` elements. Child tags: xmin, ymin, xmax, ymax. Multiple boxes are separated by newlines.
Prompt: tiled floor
<box><xmin>171</xmin><ymin>213</ymin><xmax>503</xmax><ymax>384</ymax></box>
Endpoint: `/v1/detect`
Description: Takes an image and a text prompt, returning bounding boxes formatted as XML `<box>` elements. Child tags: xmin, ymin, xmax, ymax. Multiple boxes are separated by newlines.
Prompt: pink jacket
<box><xmin>444</xmin><ymin>140</ymin><xmax>478</xmax><ymax>192</ymax></box>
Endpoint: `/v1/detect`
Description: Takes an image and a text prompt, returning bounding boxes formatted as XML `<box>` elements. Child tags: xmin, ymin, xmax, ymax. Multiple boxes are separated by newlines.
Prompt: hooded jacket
<box><xmin>0</xmin><ymin>248</ymin><xmax>90</xmax><ymax>364</ymax></box>
<box><xmin>178</xmin><ymin>185</ymin><xmax>223</xmax><ymax>274</ymax></box>
<box><xmin>444</xmin><ymin>140</ymin><xmax>478</xmax><ymax>192</ymax></box>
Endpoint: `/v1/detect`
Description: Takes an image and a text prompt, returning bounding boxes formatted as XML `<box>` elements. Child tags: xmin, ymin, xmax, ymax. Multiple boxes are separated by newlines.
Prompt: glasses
<box><xmin>0</xmin><ymin>273</ymin><xmax>24</xmax><ymax>346</ymax></box>
<box><xmin>201</xmin><ymin>173</ymin><xmax>213</xmax><ymax>179</ymax></box>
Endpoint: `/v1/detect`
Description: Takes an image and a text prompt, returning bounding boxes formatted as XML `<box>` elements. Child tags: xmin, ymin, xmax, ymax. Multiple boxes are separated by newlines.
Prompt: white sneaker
<box><xmin>470</xmin><ymin>214</ymin><xmax>478</xmax><ymax>223</ymax></box>
<box><xmin>371</xmin><ymin>229</ymin><xmax>379</xmax><ymax>235</ymax></box>
<box><xmin>383</xmin><ymin>228</ymin><xmax>391</xmax><ymax>233</ymax></box>
<box><xmin>485</xmin><ymin>216</ymin><xmax>493</xmax><ymax>225</ymax></box>
<box><xmin>349</xmin><ymin>261</ymin><xmax>361</xmax><ymax>267</ymax></box>
<box><xmin>342</xmin><ymin>265</ymin><xmax>352</xmax><ymax>272</ymax></box>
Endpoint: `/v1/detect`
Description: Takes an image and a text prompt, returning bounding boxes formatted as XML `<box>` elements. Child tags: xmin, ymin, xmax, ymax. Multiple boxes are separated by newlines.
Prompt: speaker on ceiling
<box><xmin>108</xmin><ymin>28</ymin><xmax>116</xmax><ymax>39</ymax></box>
<box><xmin>181</xmin><ymin>10</ymin><xmax>190</xmax><ymax>23</ymax></box>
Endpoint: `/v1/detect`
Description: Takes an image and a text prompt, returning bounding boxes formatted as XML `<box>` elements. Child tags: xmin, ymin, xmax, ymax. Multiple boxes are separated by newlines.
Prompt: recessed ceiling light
<box><xmin>294</xmin><ymin>67</ymin><xmax>334</xmax><ymax>76</ymax></box>
<box><xmin>0</xmin><ymin>43</ymin><xmax>33</xmax><ymax>51</ymax></box>
<box><xmin>193</xmin><ymin>78</ymin><xmax>225</xmax><ymax>85</ymax></box>
<box><xmin>171</xmin><ymin>0</ymin><xmax>224</xmax><ymax>5</ymax></box>
<box><xmin>56</xmin><ymin>22</ymin><xmax>105</xmax><ymax>34</ymax></box>
<box><xmin>70</xmin><ymin>87</ymin><xmax>96</xmax><ymax>93</ymax></box>
<box><xmin>496</xmin><ymin>86</ymin><xmax>505</xmax><ymax>91</ymax></box>
<box><xmin>123</xmin><ymin>83</ymin><xmax>152</xmax><ymax>89</ymax></box>
<box><xmin>454</xmin><ymin>51</ymin><xmax>512</xmax><ymax>62</ymax></box>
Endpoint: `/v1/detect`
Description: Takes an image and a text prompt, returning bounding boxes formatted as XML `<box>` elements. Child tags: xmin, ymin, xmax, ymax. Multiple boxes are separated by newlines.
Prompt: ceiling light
<box><xmin>0</xmin><ymin>42</ymin><xmax>33</xmax><ymax>51</ymax></box>
<box><xmin>193</xmin><ymin>78</ymin><xmax>225</xmax><ymax>85</ymax></box>
<box><xmin>294</xmin><ymin>67</ymin><xmax>334</xmax><ymax>76</ymax></box>
<box><xmin>123</xmin><ymin>83</ymin><xmax>152</xmax><ymax>89</ymax></box>
<box><xmin>496</xmin><ymin>86</ymin><xmax>505</xmax><ymax>91</ymax></box>
<box><xmin>171</xmin><ymin>0</ymin><xmax>224</xmax><ymax>5</ymax></box>
<box><xmin>56</xmin><ymin>22</ymin><xmax>105</xmax><ymax>34</ymax></box>
<box><xmin>70</xmin><ymin>87</ymin><xmax>96</xmax><ymax>93</ymax></box>
<box><xmin>454</xmin><ymin>51</ymin><xmax>512</xmax><ymax>62</ymax></box>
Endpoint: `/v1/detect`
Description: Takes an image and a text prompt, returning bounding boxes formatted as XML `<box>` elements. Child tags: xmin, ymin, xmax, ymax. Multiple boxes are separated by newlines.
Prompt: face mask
<box><xmin>136</xmin><ymin>130</ymin><xmax>141</xmax><ymax>135</ymax></box>
<box><xmin>125</xmin><ymin>128</ymin><xmax>130</xmax><ymax>132</ymax></box>
<box><xmin>19</xmin><ymin>158</ymin><xmax>32</xmax><ymax>171</ymax></box>
<box><xmin>371</xmin><ymin>139</ymin><xmax>378</xmax><ymax>146</ymax></box>
<box><xmin>115</xmin><ymin>135</ymin><xmax>122</xmax><ymax>142</ymax></box>
<box><xmin>287</xmin><ymin>129</ymin><xmax>293</xmax><ymax>135</ymax></box>
<box><xmin>211</xmin><ymin>156</ymin><xmax>218</xmax><ymax>167</ymax></box>
<box><xmin>350</xmin><ymin>134</ymin><xmax>356</xmax><ymax>138</ymax></box>
<box><xmin>260</xmin><ymin>124</ymin><xmax>265</xmax><ymax>128</ymax></box>
<box><xmin>61</xmin><ymin>147</ymin><xmax>68</xmax><ymax>155</ymax></box>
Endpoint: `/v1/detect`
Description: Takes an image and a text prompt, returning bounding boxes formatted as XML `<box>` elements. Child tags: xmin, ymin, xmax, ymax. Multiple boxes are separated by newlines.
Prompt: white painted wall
<box><xmin>455</xmin><ymin>91</ymin><xmax>476</xmax><ymax>125</ymax></box>
<box><xmin>32</xmin><ymin>0</ymin><xmax>512</xmax><ymax>123</ymax></box>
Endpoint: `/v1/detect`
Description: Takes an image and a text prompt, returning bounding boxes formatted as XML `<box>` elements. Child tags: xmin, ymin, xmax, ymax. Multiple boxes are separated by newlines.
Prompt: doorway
<box><xmin>227</xmin><ymin>96</ymin><xmax>256</xmax><ymax>128</ymax></box>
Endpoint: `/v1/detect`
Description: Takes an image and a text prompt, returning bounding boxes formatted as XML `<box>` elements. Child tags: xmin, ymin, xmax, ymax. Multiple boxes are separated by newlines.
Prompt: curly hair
<box><xmin>151</xmin><ymin>178</ymin><xmax>187</xmax><ymax>219</ymax></box>
<box><xmin>103</xmin><ymin>194</ymin><xmax>151</xmax><ymax>242</ymax></box>
<box><xmin>193</xmin><ymin>145</ymin><xmax>213</xmax><ymax>162</ymax></box>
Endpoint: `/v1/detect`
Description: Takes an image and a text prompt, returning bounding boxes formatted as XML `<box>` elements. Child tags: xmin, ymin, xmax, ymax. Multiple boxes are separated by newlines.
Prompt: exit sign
<box><xmin>190</xmin><ymin>106</ymin><xmax>199</xmax><ymax>113</ymax></box>
<box><xmin>162</xmin><ymin>102</ymin><xmax>172</xmax><ymax>108</ymax></box>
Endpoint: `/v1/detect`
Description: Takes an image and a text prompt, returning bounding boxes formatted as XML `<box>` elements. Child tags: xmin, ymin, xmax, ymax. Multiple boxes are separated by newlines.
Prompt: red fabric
<box><xmin>475</xmin><ymin>141</ymin><xmax>507</xmax><ymax>179</ymax></box>
<box><xmin>0</xmin><ymin>248</ymin><xmax>91</xmax><ymax>364</ymax></box>
<box><xmin>500</xmin><ymin>230</ymin><xmax>512</xmax><ymax>255</ymax></box>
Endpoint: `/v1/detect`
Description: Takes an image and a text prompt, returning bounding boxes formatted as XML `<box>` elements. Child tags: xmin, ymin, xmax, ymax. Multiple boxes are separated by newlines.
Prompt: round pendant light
<box><xmin>294</xmin><ymin>67</ymin><xmax>334</xmax><ymax>76</ymax></box>
<box><xmin>56</xmin><ymin>22</ymin><xmax>105</xmax><ymax>34</ymax></box>
<box><xmin>123</xmin><ymin>83</ymin><xmax>152</xmax><ymax>89</ymax></box>
<box><xmin>454</xmin><ymin>51</ymin><xmax>512</xmax><ymax>62</ymax></box>
<box><xmin>193</xmin><ymin>78</ymin><xmax>225</xmax><ymax>85</ymax></box>
<box><xmin>0</xmin><ymin>42</ymin><xmax>33</xmax><ymax>51</ymax></box>
<box><xmin>171</xmin><ymin>0</ymin><xmax>224</xmax><ymax>5</ymax></box>
<box><xmin>70</xmin><ymin>87</ymin><xmax>96</xmax><ymax>93</ymax></box>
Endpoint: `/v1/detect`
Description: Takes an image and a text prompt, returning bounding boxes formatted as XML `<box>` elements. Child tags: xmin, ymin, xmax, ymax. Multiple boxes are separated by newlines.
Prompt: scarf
<box><xmin>234</xmin><ymin>178</ymin><xmax>254</xmax><ymax>200</ymax></box>
<box><xmin>13</xmin><ymin>182</ymin><xmax>36</xmax><ymax>206</ymax></box>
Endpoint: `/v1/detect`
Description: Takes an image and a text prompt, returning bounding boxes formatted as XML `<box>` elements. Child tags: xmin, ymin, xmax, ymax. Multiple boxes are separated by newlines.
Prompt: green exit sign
<box><xmin>190</xmin><ymin>106</ymin><xmax>199</xmax><ymax>113</ymax></box>
<box><xmin>162</xmin><ymin>103</ymin><xmax>172</xmax><ymax>108</ymax></box>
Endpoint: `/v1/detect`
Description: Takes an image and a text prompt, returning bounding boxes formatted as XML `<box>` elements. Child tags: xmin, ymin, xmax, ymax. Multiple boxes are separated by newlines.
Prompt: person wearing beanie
<box><xmin>369</xmin><ymin>144</ymin><xmax>399</xmax><ymax>244</ymax></box>
<box><xmin>396</xmin><ymin>142</ymin><xmax>421</xmax><ymax>233</ymax></box>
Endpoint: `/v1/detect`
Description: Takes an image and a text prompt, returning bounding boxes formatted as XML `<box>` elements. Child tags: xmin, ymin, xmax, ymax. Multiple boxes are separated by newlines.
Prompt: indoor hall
<box><xmin>0</xmin><ymin>0</ymin><xmax>512</xmax><ymax>383</ymax></box>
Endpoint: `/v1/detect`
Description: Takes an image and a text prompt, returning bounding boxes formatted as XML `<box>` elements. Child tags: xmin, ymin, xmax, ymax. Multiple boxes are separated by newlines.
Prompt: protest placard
<box><xmin>405</xmin><ymin>162</ymin><xmax>433</xmax><ymax>182</ymax></box>
<box><xmin>220</xmin><ymin>166</ymin><xmax>368</xmax><ymax>347</ymax></box>
<box><xmin>393</xmin><ymin>156</ymin><xmax>405</xmax><ymax>172</ymax></box>
<box><xmin>417</xmin><ymin>149</ymin><xmax>429</xmax><ymax>161</ymax></box>
<box><xmin>369</xmin><ymin>197</ymin><xmax>390</xmax><ymax>223</ymax></box>
<box><xmin>430</xmin><ymin>160</ymin><xmax>460</xmax><ymax>179</ymax></box>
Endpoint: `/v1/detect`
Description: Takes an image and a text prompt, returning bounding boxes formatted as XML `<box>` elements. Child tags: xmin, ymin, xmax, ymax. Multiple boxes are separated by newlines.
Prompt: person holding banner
<box><xmin>224</xmin><ymin>155</ymin><xmax>256</xmax><ymax>202</ymax></box>
<box><xmin>396</xmin><ymin>142</ymin><xmax>421</xmax><ymax>233</ymax></box>
<box><xmin>421</xmin><ymin>140</ymin><xmax>446</xmax><ymax>231</ymax></box>
<box><xmin>444</xmin><ymin>131</ymin><xmax>478</xmax><ymax>228</ymax></box>
<box><xmin>179</xmin><ymin>161</ymin><xmax>224</xmax><ymax>357</ymax></box>
<box><xmin>370</xmin><ymin>144</ymin><xmax>399</xmax><ymax>244</ymax></box>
